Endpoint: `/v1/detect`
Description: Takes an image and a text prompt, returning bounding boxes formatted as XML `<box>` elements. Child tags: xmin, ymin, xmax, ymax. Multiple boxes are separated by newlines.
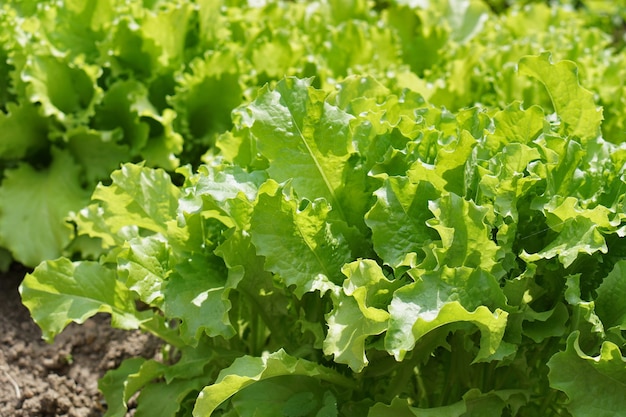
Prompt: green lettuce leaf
<box><xmin>426</xmin><ymin>193</ymin><xmax>503</xmax><ymax>275</ymax></box>
<box><xmin>233</xmin><ymin>77</ymin><xmax>355</xmax><ymax>222</ymax></box>
<box><xmin>139</xmin><ymin>1</ymin><xmax>194</xmax><ymax>69</ymax></box>
<box><xmin>215</xmin><ymin>229</ymin><xmax>293</xmax><ymax>352</ymax></box>
<box><xmin>162</xmin><ymin>254</ymin><xmax>236</xmax><ymax>344</ymax></box>
<box><xmin>365</xmin><ymin>174</ymin><xmax>440</xmax><ymax>269</ymax></box>
<box><xmin>548</xmin><ymin>332</ymin><xmax>626</xmax><ymax>417</ymax></box>
<box><xmin>99</xmin><ymin>357</ymin><xmax>147</xmax><ymax>417</ymax></box>
<box><xmin>0</xmin><ymin>148</ymin><xmax>90</xmax><ymax>266</ymax></box>
<box><xmin>65</xmin><ymin>126</ymin><xmax>130</xmax><ymax>184</ymax></box>
<box><xmin>171</xmin><ymin>49</ymin><xmax>243</xmax><ymax>156</ymax></box>
<box><xmin>520</xmin><ymin>217</ymin><xmax>607</xmax><ymax>268</ymax></box>
<box><xmin>518</xmin><ymin>52</ymin><xmax>603</xmax><ymax>141</ymax></box>
<box><xmin>21</xmin><ymin>53</ymin><xmax>102</xmax><ymax>126</ymax></box>
<box><xmin>0</xmin><ymin>101</ymin><xmax>48</xmax><ymax>160</ymax></box>
<box><xmin>91</xmin><ymin>79</ymin><xmax>152</xmax><ymax>155</ymax></box>
<box><xmin>100</xmin><ymin>355</ymin><xmax>210</xmax><ymax>417</ymax></box>
<box><xmin>229</xmin><ymin>377</ymin><xmax>338</xmax><ymax>417</ymax></box>
<box><xmin>368</xmin><ymin>389</ymin><xmax>527</xmax><ymax>417</ymax></box>
<box><xmin>77</xmin><ymin>163</ymin><xmax>181</xmax><ymax>244</ymax></box>
<box><xmin>386</xmin><ymin>266</ymin><xmax>507</xmax><ymax>361</ymax></box>
<box><xmin>594</xmin><ymin>260</ymin><xmax>626</xmax><ymax>331</ymax></box>
<box><xmin>485</xmin><ymin>101</ymin><xmax>544</xmax><ymax>152</ymax></box>
<box><xmin>250</xmin><ymin>181</ymin><xmax>350</xmax><ymax>298</ymax></box>
<box><xmin>192</xmin><ymin>349</ymin><xmax>353</xmax><ymax>417</ymax></box>
<box><xmin>324</xmin><ymin>260</ymin><xmax>402</xmax><ymax>372</ymax></box>
<box><xmin>179</xmin><ymin>164</ymin><xmax>267</xmax><ymax>231</ymax></box>
<box><xmin>435</xmin><ymin>130</ymin><xmax>477</xmax><ymax>197</ymax></box>
<box><xmin>478</xmin><ymin>143</ymin><xmax>542</xmax><ymax>221</ymax></box>
<box><xmin>18</xmin><ymin>258</ymin><xmax>141</xmax><ymax>343</ymax></box>
<box><xmin>116</xmin><ymin>236</ymin><xmax>171</xmax><ymax>307</ymax></box>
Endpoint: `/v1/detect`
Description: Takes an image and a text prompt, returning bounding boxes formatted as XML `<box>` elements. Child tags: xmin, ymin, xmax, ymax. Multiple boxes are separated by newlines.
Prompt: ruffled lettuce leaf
<box><xmin>324</xmin><ymin>260</ymin><xmax>403</xmax><ymax>372</ymax></box>
<box><xmin>386</xmin><ymin>266</ymin><xmax>507</xmax><ymax>361</ymax></box>
<box><xmin>192</xmin><ymin>349</ymin><xmax>353</xmax><ymax>417</ymax></box>
<box><xmin>518</xmin><ymin>52</ymin><xmax>603</xmax><ymax>142</ymax></box>
<box><xmin>250</xmin><ymin>181</ymin><xmax>350</xmax><ymax>298</ymax></box>
<box><xmin>232</xmin><ymin>77</ymin><xmax>356</xmax><ymax>223</ymax></box>
<box><xmin>19</xmin><ymin>258</ymin><xmax>141</xmax><ymax>343</ymax></box>
<box><xmin>548</xmin><ymin>332</ymin><xmax>626</xmax><ymax>417</ymax></box>
<box><xmin>0</xmin><ymin>148</ymin><xmax>90</xmax><ymax>266</ymax></box>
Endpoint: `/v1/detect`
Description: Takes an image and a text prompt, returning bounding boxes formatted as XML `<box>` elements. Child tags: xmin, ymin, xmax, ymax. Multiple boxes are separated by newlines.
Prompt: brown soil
<box><xmin>0</xmin><ymin>264</ymin><xmax>161</xmax><ymax>417</ymax></box>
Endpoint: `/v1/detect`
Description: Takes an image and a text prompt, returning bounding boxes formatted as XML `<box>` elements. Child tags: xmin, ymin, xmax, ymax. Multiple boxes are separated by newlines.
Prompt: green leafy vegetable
<box><xmin>14</xmin><ymin>1</ymin><xmax>626</xmax><ymax>416</ymax></box>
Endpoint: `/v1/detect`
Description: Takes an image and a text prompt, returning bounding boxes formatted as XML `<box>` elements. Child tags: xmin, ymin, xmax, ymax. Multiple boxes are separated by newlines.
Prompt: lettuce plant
<box><xmin>21</xmin><ymin>49</ymin><xmax>626</xmax><ymax>416</ymax></box>
<box><xmin>3</xmin><ymin>0</ymin><xmax>625</xmax><ymax>270</ymax></box>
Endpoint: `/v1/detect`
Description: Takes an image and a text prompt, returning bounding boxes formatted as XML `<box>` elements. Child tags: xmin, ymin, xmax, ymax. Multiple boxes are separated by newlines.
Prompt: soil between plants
<box><xmin>0</xmin><ymin>264</ymin><xmax>161</xmax><ymax>417</ymax></box>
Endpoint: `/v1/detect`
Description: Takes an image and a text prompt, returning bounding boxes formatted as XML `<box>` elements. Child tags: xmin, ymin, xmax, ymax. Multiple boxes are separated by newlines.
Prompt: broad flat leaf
<box><xmin>234</xmin><ymin>77</ymin><xmax>354</xmax><ymax>219</ymax></box>
<box><xmin>0</xmin><ymin>148</ymin><xmax>90</xmax><ymax>266</ymax></box>
<box><xmin>102</xmin><ymin>355</ymin><xmax>203</xmax><ymax>417</ymax></box>
<box><xmin>331</xmin><ymin>74</ymin><xmax>390</xmax><ymax>111</ymax></box>
<box><xmin>384</xmin><ymin>4</ymin><xmax>447</xmax><ymax>76</ymax></box>
<box><xmin>521</xmin><ymin>303</ymin><xmax>569</xmax><ymax>343</ymax></box>
<box><xmin>325</xmin><ymin>20</ymin><xmax>398</xmax><ymax>76</ymax></box>
<box><xmin>444</xmin><ymin>0</ymin><xmax>490</xmax><ymax>43</ymax></box>
<box><xmin>136</xmin><ymin>377</ymin><xmax>207</xmax><ymax>417</ymax></box>
<box><xmin>518</xmin><ymin>52</ymin><xmax>603</xmax><ymax>141</ymax></box>
<box><xmin>102</xmin><ymin>15</ymin><xmax>155</xmax><ymax>77</ymax></box>
<box><xmin>543</xmin><ymin>196</ymin><xmax>615</xmax><ymax>232</ymax></box>
<box><xmin>368</xmin><ymin>396</ymin><xmax>466</xmax><ymax>417</ymax></box>
<box><xmin>34</xmin><ymin>0</ymin><xmax>115</xmax><ymax>59</ymax></box>
<box><xmin>63</xmin><ymin>0</ymin><xmax>115</xmax><ymax>32</ymax></box>
<box><xmin>324</xmin><ymin>260</ymin><xmax>402</xmax><ymax>372</ymax></box>
<box><xmin>139</xmin><ymin>108</ymin><xmax>184</xmax><ymax>170</ymax></box>
<box><xmin>548</xmin><ymin>332</ymin><xmax>626</xmax><ymax>417</ymax></box>
<box><xmin>250</xmin><ymin>181</ymin><xmax>350</xmax><ymax>298</ymax></box>
<box><xmin>532</xmin><ymin>135</ymin><xmax>585</xmax><ymax>199</ymax></box>
<box><xmin>368</xmin><ymin>389</ymin><xmax>526</xmax><ymax>417</ymax></box>
<box><xmin>162</xmin><ymin>254</ymin><xmax>236</xmax><ymax>344</ymax></box>
<box><xmin>90</xmin><ymin>78</ymin><xmax>182</xmax><ymax>169</ymax></box>
<box><xmin>367</xmin><ymin>389</ymin><xmax>528</xmax><ymax>417</ymax></box>
<box><xmin>248</xmin><ymin>26</ymin><xmax>301</xmax><ymax>79</ymax></box>
<box><xmin>19</xmin><ymin>258</ymin><xmax>141</xmax><ymax>343</ymax></box>
<box><xmin>394</xmin><ymin>301</ymin><xmax>507</xmax><ymax>362</ymax></box>
<box><xmin>192</xmin><ymin>349</ymin><xmax>353</xmax><ymax>417</ymax></box>
<box><xmin>365</xmin><ymin>175</ymin><xmax>440</xmax><ymax>269</ymax></box>
<box><xmin>563</xmin><ymin>275</ymin><xmax>605</xmax><ymax>342</ymax></box>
